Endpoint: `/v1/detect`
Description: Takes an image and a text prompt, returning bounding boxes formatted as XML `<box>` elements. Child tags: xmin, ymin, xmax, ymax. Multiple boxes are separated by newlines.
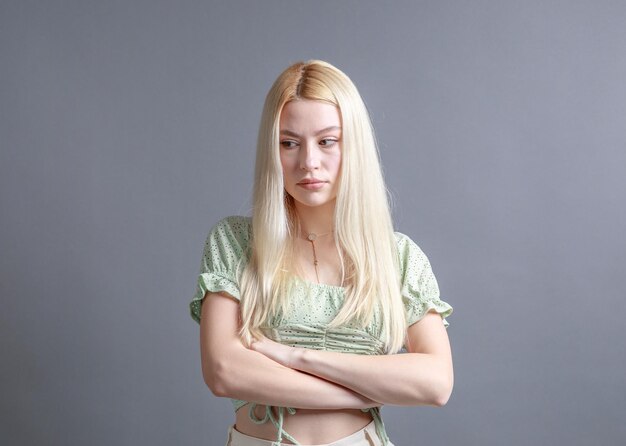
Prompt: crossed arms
<box><xmin>199</xmin><ymin>292</ymin><xmax>453</xmax><ymax>410</ymax></box>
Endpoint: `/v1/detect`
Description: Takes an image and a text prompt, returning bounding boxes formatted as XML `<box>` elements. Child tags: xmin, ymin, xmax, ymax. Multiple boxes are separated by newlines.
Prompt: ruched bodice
<box><xmin>263</xmin><ymin>323</ymin><xmax>385</xmax><ymax>355</ymax></box>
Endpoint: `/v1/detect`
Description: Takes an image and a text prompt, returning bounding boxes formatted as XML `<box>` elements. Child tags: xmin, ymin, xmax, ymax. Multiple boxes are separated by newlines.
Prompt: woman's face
<box><xmin>279</xmin><ymin>100</ymin><xmax>342</xmax><ymax>211</ymax></box>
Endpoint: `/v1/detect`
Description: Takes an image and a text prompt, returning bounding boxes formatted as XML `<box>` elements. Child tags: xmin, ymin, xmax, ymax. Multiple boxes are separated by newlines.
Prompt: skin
<box><xmin>279</xmin><ymin>99</ymin><xmax>344</xmax><ymax>286</ymax></box>
<box><xmin>279</xmin><ymin>100</ymin><xmax>342</xmax><ymax>213</ymax></box>
<box><xmin>200</xmin><ymin>99</ymin><xmax>453</xmax><ymax>444</ymax></box>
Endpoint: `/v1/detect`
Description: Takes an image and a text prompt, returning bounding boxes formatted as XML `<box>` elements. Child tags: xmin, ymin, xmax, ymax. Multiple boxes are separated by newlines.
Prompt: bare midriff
<box><xmin>234</xmin><ymin>404</ymin><xmax>374</xmax><ymax>444</ymax></box>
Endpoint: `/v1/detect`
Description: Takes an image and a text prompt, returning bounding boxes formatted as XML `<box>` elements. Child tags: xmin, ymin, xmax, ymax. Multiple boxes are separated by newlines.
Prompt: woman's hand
<box><xmin>250</xmin><ymin>337</ymin><xmax>303</xmax><ymax>369</ymax></box>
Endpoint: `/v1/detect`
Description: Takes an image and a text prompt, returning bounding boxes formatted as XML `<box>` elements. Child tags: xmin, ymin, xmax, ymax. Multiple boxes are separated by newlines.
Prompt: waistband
<box><xmin>226</xmin><ymin>420</ymin><xmax>391</xmax><ymax>446</ymax></box>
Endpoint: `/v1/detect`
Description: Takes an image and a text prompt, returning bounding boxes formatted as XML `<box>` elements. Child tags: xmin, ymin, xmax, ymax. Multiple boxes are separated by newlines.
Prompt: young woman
<box><xmin>190</xmin><ymin>60</ymin><xmax>453</xmax><ymax>446</ymax></box>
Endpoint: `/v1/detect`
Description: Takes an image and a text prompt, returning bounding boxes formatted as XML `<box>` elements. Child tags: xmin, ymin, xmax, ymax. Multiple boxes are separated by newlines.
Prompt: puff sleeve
<box><xmin>395</xmin><ymin>232</ymin><xmax>453</xmax><ymax>327</ymax></box>
<box><xmin>189</xmin><ymin>216</ymin><xmax>252</xmax><ymax>324</ymax></box>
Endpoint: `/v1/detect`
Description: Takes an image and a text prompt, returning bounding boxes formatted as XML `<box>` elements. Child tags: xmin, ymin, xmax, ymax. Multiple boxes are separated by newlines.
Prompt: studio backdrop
<box><xmin>1</xmin><ymin>1</ymin><xmax>625</xmax><ymax>445</ymax></box>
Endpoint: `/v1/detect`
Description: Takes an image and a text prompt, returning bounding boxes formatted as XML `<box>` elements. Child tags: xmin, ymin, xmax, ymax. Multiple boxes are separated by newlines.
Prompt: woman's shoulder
<box><xmin>393</xmin><ymin>230</ymin><xmax>424</xmax><ymax>253</ymax></box>
<box><xmin>393</xmin><ymin>230</ymin><xmax>431</xmax><ymax>271</ymax></box>
<box><xmin>212</xmin><ymin>215</ymin><xmax>252</xmax><ymax>235</ymax></box>
<box><xmin>205</xmin><ymin>215</ymin><xmax>252</xmax><ymax>254</ymax></box>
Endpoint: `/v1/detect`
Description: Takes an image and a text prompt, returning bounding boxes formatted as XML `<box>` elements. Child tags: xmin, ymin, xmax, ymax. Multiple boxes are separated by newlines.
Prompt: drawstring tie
<box><xmin>361</xmin><ymin>407</ymin><xmax>390</xmax><ymax>446</ymax></box>
<box><xmin>248</xmin><ymin>404</ymin><xmax>298</xmax><ymax>445</ymax></box>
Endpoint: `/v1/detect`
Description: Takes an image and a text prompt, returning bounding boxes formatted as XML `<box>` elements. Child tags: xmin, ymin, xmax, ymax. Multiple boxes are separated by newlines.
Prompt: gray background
<box><xmin>1</xmin><ymin>1</ymin><xmax>625</xmax><ymax>445</ymax></box>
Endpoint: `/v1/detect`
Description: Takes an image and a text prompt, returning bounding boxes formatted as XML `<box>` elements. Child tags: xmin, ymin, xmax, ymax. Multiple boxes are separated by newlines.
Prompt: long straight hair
<box><xmin>239</xmin><ymin>60</ymin><xmax>406</xmax><ymax>353</ymax></box>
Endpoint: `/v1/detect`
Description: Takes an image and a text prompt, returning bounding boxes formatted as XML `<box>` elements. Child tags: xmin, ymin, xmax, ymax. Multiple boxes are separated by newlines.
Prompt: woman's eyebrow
<box><xmin>280</xmin><ymin>126</ymin><xmax>342</xmax><ymax>137</ymax></box>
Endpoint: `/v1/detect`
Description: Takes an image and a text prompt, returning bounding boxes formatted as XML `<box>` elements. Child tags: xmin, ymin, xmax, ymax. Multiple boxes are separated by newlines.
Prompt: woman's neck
<box><xmin>294</xmin><ymin>200</ymin><xmax>336</xmax><ymax>235</ymax></box>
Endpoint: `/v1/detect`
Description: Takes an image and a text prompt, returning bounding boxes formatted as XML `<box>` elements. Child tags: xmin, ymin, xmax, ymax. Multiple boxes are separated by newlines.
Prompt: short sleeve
<box><xmin>189</xmin><ymin>216</ymin><xmax>252</xmax><ymax>324</ymax></box>
<box><xmin>395</xmin><ymin>232</ymin><xmax>453</xmax><ymax>327</ymax></box>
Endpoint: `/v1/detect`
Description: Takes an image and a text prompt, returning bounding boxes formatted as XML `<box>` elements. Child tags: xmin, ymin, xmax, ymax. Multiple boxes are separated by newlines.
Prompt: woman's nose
<box><xmin>299</xmin><ymin>143</ymin><xmax>320</xmax><ymax>170</ymax></box>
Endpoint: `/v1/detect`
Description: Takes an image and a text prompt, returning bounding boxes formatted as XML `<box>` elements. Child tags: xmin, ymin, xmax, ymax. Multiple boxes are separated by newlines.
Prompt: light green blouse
<box><xmin>190</xmin><ymin>216</ymin><xmax>453</xmax><ymax>445</ymax></box>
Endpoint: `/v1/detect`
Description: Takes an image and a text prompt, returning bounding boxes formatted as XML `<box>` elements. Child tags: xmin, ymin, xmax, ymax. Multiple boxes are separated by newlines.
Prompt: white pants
<box><xmin>225</xmin><ymin>420</ymin><xmax>394</xmax><ymax>446</ymax></box>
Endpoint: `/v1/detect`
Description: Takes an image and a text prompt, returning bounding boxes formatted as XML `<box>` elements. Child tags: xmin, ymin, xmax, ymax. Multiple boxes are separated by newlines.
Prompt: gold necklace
<box><xmin>305</xmin><ymin>231</ymin><xmax>332</xmax><ymax>284</ymax></box>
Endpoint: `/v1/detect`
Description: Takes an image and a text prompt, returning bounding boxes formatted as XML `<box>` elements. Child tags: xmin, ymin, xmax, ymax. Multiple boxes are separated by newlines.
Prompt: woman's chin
<box><xmin>292</xmin><ymin>196</ymin><xmax>337</xmax><ymax>210</ymax></box>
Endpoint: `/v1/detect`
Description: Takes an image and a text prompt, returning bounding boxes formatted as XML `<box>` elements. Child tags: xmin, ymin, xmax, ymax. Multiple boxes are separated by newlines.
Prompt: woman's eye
<box><xmin>280</xmin><ymin>140</ymin><xmax>298</xmax><ymax>149</ymax></box>
<box><xmin>319</xmin><ymin>138</ymin><xmax>338</xmax><ymax>147</ymax></box>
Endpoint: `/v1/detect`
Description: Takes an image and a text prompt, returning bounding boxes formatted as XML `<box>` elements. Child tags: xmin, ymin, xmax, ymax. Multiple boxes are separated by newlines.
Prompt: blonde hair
<box><xmin>239</xmin><ymin>60</ymin><xmax>406</xmax><ymax>353</ymax></box>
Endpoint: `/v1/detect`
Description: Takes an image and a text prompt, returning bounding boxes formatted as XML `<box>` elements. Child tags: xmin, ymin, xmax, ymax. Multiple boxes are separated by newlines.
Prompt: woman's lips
<box><xmin>297</xmin><ymin>180</ymin><xmax>327</xmax><ymax>190</ymax></box>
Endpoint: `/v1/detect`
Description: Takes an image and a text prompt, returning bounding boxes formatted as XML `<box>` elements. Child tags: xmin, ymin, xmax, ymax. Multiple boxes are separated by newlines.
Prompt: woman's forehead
<box><xmin>279</xmin><ymin>100</ymin><xmax>341</xmax><ymax>133</ymax></box>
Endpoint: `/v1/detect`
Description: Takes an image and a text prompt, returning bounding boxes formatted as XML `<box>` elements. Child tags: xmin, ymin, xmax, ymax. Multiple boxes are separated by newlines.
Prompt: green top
<box><xmin>190</xmin><ymin>215</ymin><xmax>453</xmax><ymax>445</ymax></box>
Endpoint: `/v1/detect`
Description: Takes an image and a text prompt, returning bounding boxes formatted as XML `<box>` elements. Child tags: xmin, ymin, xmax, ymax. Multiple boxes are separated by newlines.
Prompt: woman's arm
<box><xmin>200</xmin><ymin>292</ymin><xmax>381</xmax><ymax>409</ymax></box>
<box><xmin>251</xmin><ymin>311</ymin><xmax>453</xmax><ymax>407</ymax></box>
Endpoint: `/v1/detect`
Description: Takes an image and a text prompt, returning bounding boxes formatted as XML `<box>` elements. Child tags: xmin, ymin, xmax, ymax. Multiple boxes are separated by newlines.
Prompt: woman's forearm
<box><xmin>200</xmin><ymin>293</ymin><xmax>381</xmax><ymax>410</ymax></box>
<box><xmin>205</xmin><ymin>338</ymin><xmax>381</xmax><ymax>410</ymax></box>
<box><xmin>293</xmin><ymin>348</ymin><xmax>452</xmax><ymax>406</ymax></box>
